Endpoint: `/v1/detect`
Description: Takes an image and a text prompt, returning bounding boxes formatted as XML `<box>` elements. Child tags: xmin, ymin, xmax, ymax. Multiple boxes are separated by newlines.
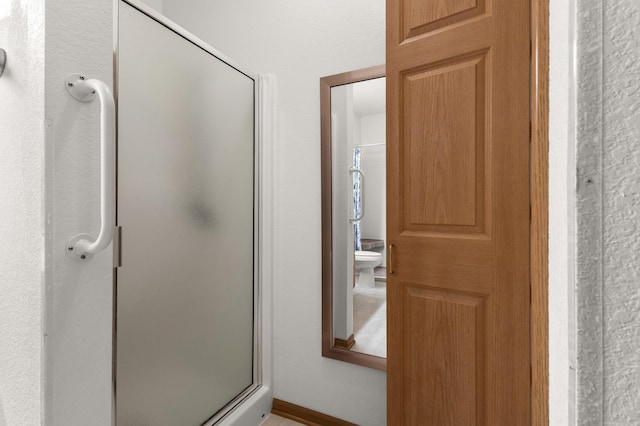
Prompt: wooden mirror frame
<box><xmin>321</xmin><ymin>64</ymin><xmax>386</xmax><ymax>371</ymax></box>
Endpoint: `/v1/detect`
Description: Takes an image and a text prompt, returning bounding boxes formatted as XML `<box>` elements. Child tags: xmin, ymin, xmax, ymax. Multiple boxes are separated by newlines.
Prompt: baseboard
<box><xmin>333</xmin><ymin>334</ymin><xmax>355</xmax><ymax>350</ymax></box>
<box><xmin>271</xmin><ymin>399</ymin><xmax>357</xmax><ymax>426</ymax></box>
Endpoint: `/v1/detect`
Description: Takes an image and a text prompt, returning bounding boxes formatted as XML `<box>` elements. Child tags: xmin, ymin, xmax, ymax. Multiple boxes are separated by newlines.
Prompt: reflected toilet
<box><xmin>354</xmin><ymin>250</ymin><xmax>382</xmax><ymax>288</ymax></box>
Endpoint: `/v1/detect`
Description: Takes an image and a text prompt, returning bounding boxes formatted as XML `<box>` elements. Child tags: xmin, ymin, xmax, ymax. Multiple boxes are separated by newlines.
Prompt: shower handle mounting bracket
<box><xmin>66</xmin><ymin>73</ymin><xmax>97</xmax><ymax>102</ymax></box>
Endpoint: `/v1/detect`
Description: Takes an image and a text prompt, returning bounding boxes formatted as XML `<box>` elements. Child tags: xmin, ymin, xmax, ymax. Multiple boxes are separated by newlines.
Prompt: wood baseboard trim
<box><xmin>333</xmin><ymin>334</ymin><xmax>355</xmax><ymax>350</ymax></box>
<box><xmin>271</xmin><ymin>399</ymin><xmax>357</xmax><ymax>426</ymax></box>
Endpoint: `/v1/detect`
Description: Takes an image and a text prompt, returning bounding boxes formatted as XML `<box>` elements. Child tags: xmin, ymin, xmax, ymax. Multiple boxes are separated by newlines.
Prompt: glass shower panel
<box><xmin>116</xmin><ymin>2</ymin><xmax>256</xmax><ymax>425</ymax></box>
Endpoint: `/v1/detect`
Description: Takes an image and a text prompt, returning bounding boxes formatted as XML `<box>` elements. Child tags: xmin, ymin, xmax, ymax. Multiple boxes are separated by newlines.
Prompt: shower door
<box><xmin>115</xmin><ymin>2</ymin><xmax>258</xmax><ymax>425</ymax></box>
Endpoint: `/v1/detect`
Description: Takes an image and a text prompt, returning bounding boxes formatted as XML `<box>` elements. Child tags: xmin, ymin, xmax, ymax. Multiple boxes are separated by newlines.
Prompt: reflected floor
<box><xmin>351</xmin><ymin>276</ymin><xmax>386</xmax><ymax>358</ymax></box>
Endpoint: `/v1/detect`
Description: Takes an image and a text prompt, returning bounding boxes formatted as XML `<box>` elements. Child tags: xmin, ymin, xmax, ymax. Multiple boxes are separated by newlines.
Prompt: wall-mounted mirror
<box><xmin>321</xmin><ymin>65</ymin><xmax>386</xmax><ymax>371</ymax></box>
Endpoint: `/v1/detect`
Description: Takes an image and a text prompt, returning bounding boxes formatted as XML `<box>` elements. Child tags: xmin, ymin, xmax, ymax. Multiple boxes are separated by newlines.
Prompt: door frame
<box><xmin>531</xmin><ymin>0</ymin><xmax>549</xmax><ymax>423</ymax></box>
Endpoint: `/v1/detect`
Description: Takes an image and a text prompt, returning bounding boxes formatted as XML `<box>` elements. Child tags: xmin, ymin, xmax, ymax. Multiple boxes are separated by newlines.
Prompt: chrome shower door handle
<box><xmin>65</xmin><ymin>74</ymin><xmax>116</xmax><ymax>260</ymax></box>
<box><xmin>349</xmin><ymin>167</ymin><xmax>365</xmax><ymax>223</ymax></box>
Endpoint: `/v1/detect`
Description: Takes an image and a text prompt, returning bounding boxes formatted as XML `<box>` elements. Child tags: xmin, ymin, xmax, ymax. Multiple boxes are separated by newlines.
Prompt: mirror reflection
<box><xmin>332</xmin><ymin>78</ymin><xmax>386</xmax><ymax>357</ymax></box>
<box><xmin>321</xmin><ymin>65</ymin><xmax>386</xmax><ymax>370</ymax></box>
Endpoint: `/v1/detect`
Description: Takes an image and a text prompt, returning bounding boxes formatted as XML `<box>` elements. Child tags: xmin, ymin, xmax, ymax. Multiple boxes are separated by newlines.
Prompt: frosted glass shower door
<box><xmin>116</xmin><ymin>2</ymin><xmax>257</xmax><ymax>425</ymax></box>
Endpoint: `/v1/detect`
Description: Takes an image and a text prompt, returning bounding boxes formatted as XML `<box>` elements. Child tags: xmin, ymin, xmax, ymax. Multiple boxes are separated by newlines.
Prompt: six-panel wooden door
<box><xmin>386</xmin><ymin>0</ymin><xmax>531</xmax><ymax>423</ymax></box>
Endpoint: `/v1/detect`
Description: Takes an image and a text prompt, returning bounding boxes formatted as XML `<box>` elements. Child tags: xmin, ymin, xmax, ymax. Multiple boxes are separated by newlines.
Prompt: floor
<box><xmin>260</xmin><ymin>414</ymin><xmax>304</xmax><ymax>425</ymax></box>
<box><xmin>351</xmin><ymin>278</ymin><xmax>387</xmax><ymax>358</ymax></box>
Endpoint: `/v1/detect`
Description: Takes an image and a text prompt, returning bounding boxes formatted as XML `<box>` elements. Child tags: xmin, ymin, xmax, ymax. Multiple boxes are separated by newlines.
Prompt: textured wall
<box><xmin>0</xmin><ymin>1</ymin><xmax>114</xmax><ymax>423</ymax></box>
<box><xmin>163</xmin><ymin>1</ymin><xmax>387</xmax><ymax>424</ymax></box>
<box><xmin>602</xmin><ymin>0</ymin><xmax>640</xmax><ymax>422</ymax></box>
<box><xmin>577</xmin><ymin>0</ymin><xmax>640</xmax><ymax>424</ymax></box>
<box><xmin>44</xmin><ymin>0</ymin><xmax>114</xmax><ymax>424</ymax></box>
<box><xmin>0</xmin><ymin>1</ymin><xmax>45</xmax><ymax>425</ymax></box>
<box><xmin>575</xmin><ymin>0</ymin><xmax>604</xmax><ymax>421</ymax></box>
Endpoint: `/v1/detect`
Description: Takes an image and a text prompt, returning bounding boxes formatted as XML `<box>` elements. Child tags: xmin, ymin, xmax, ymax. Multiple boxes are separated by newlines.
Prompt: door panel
<box><xmin>403</xmin><ymin>286</ymin><xmax>485</xmax><ymax>426</ymax></box>
<box><xmin>403</xmin><ymin>53</ymin><xmax>487</xmax><ymax>232</ymax></box>
<box><xmin>116</xmin><ymin>3</ymin><xmax>256</xmax><ymax>425</ymax></box>
<box><xmin>402</xmin><ymin>0</ymin><xmax>487</xmax><ymax>39</ymax></box>
<box><xmin>387</xmin><ymin>0</ymin><xmax>530</xmax><ymax>423</ymax></box>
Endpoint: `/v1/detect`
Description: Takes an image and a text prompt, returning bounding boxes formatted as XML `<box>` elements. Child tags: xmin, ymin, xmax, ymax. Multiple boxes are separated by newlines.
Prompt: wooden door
<box><xmin>386</xmin><ymin>0</ymin><xmax>530</xmax><ymax>424</ymax></box>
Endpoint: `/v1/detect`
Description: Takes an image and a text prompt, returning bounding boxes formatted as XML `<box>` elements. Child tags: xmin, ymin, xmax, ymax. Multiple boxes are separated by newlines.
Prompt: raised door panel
<box><xmin>402</xmin><ymin>286</ymin><xmax>485</xmax><ymax>426</ymax></box>
<box><xmin>402</xmin><ymin>53</ymin><xmax>487</xmax><ymax>233</ymax></box>
<box><xmin>402</xmin><ymin>0</ymin><xmax>487</xmax><ymax>41</ymax></box>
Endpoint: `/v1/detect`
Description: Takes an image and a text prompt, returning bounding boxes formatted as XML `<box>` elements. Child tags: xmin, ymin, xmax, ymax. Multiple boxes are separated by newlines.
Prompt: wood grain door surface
<box><xmin>386</xmin><ymin>0</ymin><xmax>531</xmax><ymax>424</ymax></box>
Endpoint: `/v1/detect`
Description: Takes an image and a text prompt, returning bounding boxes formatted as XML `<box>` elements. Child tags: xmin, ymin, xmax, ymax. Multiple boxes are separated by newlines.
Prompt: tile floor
<box><xmin>259</xmin><ymin>414</ymin><xmax>304</xmax><ymax>425</ymax></box>
<box><xmin>351</xmin><ymin>280</ymin><xmax>386</xmax><ymax>358</ymax></box>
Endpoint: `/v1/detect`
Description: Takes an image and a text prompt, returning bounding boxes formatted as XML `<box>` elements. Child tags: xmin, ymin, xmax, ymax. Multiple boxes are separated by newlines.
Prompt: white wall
<box><xmin>162</xmin><ymin>1</ymin><xmax>387</xmax><ymax>424</ymax></box>
<box><xmin>360</xmin><ymin>114</ymin><xmax>385</xmax><ymax>145</ymax></box>
<box><xmin>44</xmin><ymin>0</ymin><xmax>113</xmax><ymax>424</ymax></box>
<box><xmin>1</xmin><ymin>1</ymin><xmax>114</xmax><ymax>424</ymax></box>
<box><xmin>548</xmin><ymin>0</ymin><xmax>575</xmax><ymax>424</ymax></box>
<box><xmin>137</xmin><ymin>0</ymin><xmax>162</xmax><ymax>13</ymax></box>
<box><xmin>0</xmin><ymin>1</ymin><xmax>45</xmax><ymax>425</ymax></box>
